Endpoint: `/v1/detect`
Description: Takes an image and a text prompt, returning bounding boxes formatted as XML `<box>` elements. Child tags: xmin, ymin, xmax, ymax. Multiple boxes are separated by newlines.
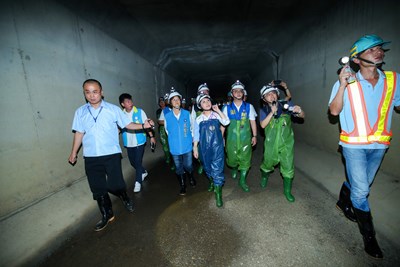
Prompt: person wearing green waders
<box><xmin>259</xmin><ymin>83</ymin><xmax>305</xmax><ymax>202</ymax></box>
<box><xmin>222</xmin><ymin>80</ymin><xmax>258</xmax><ymax>192</ymax></box>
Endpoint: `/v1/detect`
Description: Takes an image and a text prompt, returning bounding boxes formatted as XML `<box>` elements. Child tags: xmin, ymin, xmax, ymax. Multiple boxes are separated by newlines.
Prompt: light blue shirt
<box><xmin>329</xmin><ymin>70</ymin><xmax>400</xmax><ymax>149</ymax></box>
<box><xmin>72</xmin><ymin>100</ymin><xmax>131</xmax><ymax>157</ymax></box>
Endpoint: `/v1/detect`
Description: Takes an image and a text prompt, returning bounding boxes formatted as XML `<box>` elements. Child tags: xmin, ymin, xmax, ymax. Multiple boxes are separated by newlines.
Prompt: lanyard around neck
<box><xmin>87</xmin><ymin>106</ymin><xmax>103</xmax><ymax>123</ymax></box>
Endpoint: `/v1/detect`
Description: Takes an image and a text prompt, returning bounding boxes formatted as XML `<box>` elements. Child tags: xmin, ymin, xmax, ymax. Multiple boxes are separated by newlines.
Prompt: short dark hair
<box><xmin>119</xmin><ymin>93</ymin><xmax>132</xmax><ymax>105</ymax></box>
<box><xmin>82</xmin><ymin>79</ymin><xmax>102</xmax><ymax>89</ymax></box>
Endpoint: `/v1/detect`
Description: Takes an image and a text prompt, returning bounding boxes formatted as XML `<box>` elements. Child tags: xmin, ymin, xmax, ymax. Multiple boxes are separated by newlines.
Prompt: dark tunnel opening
<box><xmin>55</xmin><ymin>0</ymin><xmax>336</xmax><ymax>99</ymax></box>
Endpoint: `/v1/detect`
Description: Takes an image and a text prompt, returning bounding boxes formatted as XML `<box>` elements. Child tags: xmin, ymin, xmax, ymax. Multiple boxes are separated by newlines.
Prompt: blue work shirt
<box><xmin>72</xmin><ymin>100</ymin><xmax>131</xmax><ymax>157</ymax></box>
<box><xmin>329</xmin><ymin>69</ymin><xmax>400</xmax><ymax>149</ymax></box>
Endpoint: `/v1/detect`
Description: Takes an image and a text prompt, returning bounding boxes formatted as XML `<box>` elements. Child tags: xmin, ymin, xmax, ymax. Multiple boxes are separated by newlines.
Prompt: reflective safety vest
<box><xmin>340</xmin><ymin>71</ymin><xmax>397</xmax><ymax>145</ymax></box>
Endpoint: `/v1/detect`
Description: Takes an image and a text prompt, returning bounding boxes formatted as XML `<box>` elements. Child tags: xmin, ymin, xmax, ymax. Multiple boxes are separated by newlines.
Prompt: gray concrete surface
<box><xmin>36</xmin><ymin>140</ymin><xmax>400</xmax><ymax>267</ymax></box>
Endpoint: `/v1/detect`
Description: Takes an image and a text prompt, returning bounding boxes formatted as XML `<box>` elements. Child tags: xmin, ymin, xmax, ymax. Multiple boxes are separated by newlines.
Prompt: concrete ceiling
<box><xmin>57</xmin><ymin>0</ymin><xmax>335</xmax><ymax>95</ymax></box>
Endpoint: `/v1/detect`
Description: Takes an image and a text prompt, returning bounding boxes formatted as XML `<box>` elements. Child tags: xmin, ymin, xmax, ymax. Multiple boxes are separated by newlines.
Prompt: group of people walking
<box><xmin>67</xmin><ymin>34</ymin><xmax>399</xmax><ymax>260</ymax></box>
<box><xmin>157</xmin><ymin>79</ymin><xmax>305</xmax><ymax>208</ymax></box>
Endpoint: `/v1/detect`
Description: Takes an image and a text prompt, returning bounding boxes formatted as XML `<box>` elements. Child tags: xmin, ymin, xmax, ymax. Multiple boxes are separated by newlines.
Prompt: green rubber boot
<box><xmin>238</xmin><ymin>170</ymin><xmax>250</xmax><ymax>192</ymax></box>
<box><xmin>198</xmin><ymin>164</ymin><xmax>203</xmax><ymax>175</ymax></box>
<box><xmin>283</xmin><ymin>177</ymin><xmax>295</xmax><ymax>202</ymax></box>
<box><xmin>170</xmin><ymin>162</ymin><xmax>176</xmax><ymax>171</ymax></box>
<box><xmin>214</xmin><ymin>185</ymin><xmax>223</xmax><ymax>207</ymax></box>
<box><xmin>231</xmin><ymin>168</ymin><xmax>238</xmax><ymax>179</ymax></box>
<box><xmin>165</xmin><ymin>152</ymin><xmax>170</xmax><ymax>164</ymax></box>
<box><xmin>260</xmin><ymin>170</ymin><xmax>269</xmax><ymax>188</ymax></box>
<box><xmin>207</xmin><ymin>178</ymin><xmax>214</xmax><ymax>192</ymax></box>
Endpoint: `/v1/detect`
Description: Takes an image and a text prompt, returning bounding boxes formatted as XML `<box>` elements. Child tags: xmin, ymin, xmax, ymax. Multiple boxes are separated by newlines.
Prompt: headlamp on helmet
<box><xmin>197</xmin><ymin>83</ymin><xmax>209</xmax><ymax>94</ymax></box>
<box><xmin>260</xmin><ymin>85</ymin><xmax>279</xmax><ymax>99</ymax></box>
<box><xmin>231</xmin><ymin>80</ymin><xmax>245</xmax><ymax>91</ymax></box>
<box><xmin>163</xmin><ymin>93</ymin><xmax>169</xmax><ymax>101</ymax></box>
<box><xmin>196</xmin><ymin>94</ymin><xmax>211</xmax><ymax>109</ymax></box>
<box><xmin>168</xmin><ymin>87</ymin><xmax>182</xmax><ymax>101</ymax></box>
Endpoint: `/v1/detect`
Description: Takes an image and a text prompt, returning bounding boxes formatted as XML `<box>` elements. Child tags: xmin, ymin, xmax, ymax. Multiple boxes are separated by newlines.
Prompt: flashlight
<box><xmin>338</xmin><ymin>56</ymin><xmax>356</xmax><ymax>84</ymax></box>
<box><xmin>339</xmin><ymin>56</ymin><xmax>350</xmax><ymax>65</ymax></box>
<box><xmin>283</xmin><ymin>103</ymin><xmax>299</xmax><ymax>114</ymax></box>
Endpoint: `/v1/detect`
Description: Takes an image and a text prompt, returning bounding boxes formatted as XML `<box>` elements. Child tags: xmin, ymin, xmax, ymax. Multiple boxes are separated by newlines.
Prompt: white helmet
<box><xmin>163</xmin><ymin>93</ymin><xmax>169</xmax><ymax>101</ymax></box>
<box><xmin>260</xmin><ymin>84</ymin><xmax>279</xmax><ymax>98</ymax></box>
<box><xmin>197</xmin><ymin>83</ymin><xmax>209</xmax><ymax>94</ymax></box>
<box><xmin>196</xmin><ymin>94</ymin><xmax>211</xmax><ymax>109</ymax></box>
<box><xmin>168</xmin><ymin>87</ymin><xmax>182</xmax><ymax>101</ymax></box>
<box><xmin>231</xmin><ymin>80</ymin><xmax>245</xmax><ymax>91</ymax></box>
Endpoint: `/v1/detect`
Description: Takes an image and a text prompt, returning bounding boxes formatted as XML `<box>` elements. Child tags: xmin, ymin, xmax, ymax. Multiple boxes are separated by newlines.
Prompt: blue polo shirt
<box><xmin>329</xmin><ymin>70</ymin><xmax>400</xmax><ymax>149</ymax></box>
<box><xmin>72</xmin><ymin>100</ymin><xmax>131</xmax><ymax>157</ymax></box>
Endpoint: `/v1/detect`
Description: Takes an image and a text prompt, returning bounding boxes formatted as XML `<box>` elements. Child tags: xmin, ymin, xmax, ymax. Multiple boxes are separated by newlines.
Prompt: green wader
<box><xmin>159</xmin><ymin>125</ymin><xmax>172</xmax><ymax>165</ymax></box>
<box><xmin>226</xmin><ymin>119</ymin><xmax>252</xmax><ymax>170</ymax></box>
<box><xmin>260</xmin><ymin>114</ymin><xmax>295</xmax><ymax>201</ymax></box>
<box><xmin>226</xmin><ymin>118</ymin><xmax>252</xmax><ymax>191</ymax></box>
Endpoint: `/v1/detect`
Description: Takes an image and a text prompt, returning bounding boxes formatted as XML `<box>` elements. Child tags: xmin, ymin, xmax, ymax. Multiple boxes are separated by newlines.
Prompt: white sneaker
<box><xmin>142</xmin><ymin>170</ymin><xmax>148</xmax><ymax>181</ymax></box>
<box><xmin>133</xmin><ymin>182</ymin><xmax>141</xmax><ymax>193</ymax></box>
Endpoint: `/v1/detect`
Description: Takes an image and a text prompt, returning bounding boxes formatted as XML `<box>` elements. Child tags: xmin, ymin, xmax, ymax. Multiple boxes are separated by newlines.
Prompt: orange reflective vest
<box><xmin>340</xmin><ymin>71</ymin><xmax>397</xmax><ymax>145</ymax></box>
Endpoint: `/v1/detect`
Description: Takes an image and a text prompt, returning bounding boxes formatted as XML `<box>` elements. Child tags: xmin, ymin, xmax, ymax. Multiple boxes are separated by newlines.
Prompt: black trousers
<box><xmin>84</xmin><ymin>153</ymin><xmax>127</xmax><ymax>199</ymax></box>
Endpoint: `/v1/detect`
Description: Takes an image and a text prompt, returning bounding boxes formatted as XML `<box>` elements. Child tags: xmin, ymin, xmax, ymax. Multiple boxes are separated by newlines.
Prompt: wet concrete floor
<box><xmin>39</xmin><ymin>151</ymin><xmax>400</xmax><ymax>267</ymax></box>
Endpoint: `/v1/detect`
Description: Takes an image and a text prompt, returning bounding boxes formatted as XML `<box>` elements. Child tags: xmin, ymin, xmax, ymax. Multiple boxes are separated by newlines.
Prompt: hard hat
<box><xmin>231</xmin><ymin>80</ymin><xmax>245</xmax><ymax>91</ymax></box>
<box><xmin>260</xmin><ymin>85</ymin><xmax>279</xmax><ymax>98</ymax></box>
<box><xmin>168</xmin><ymin>87</ymin><xmax>182</xmax><ymax>101</ymax></box>
<box><xmin>350</xmin><ymin>34</ymin><xmax>391</xmax><ymax>58</ymax></box>
<box><xmin>163</xmin><ymin>93</ymin><xmax>169</xmax><ymax>101</ymax></box>
<box><xmin>243</xmin><ymin>89</ymin><xmax>248</xmax><ymax>96</ymax></box>
<box><xmin>196</xmin><ymin>94</ymin><xmax>211</xmax><ymax>109</ymax></box>
<box><xmin>197</xmin><ymin>83</ymin><xmax>209</xmax><ymax>94</ymax></box>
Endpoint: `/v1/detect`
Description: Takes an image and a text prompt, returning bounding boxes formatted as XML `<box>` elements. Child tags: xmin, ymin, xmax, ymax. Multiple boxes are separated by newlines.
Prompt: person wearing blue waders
<box><xmin>193</xmin><ymin>94</ymin><xmax>230</xmax><ymax>207</ymax></box>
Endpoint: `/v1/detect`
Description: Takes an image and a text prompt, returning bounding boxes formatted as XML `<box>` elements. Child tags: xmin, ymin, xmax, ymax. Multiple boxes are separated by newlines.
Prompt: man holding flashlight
<box><xmin>329</xmin><ymin>34</ymin><xmax>400</xmax><ymax>259</ymax></box>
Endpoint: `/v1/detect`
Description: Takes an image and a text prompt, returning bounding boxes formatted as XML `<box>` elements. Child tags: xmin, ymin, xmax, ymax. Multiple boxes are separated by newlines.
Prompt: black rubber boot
<box><xmin>187</xmin><ymin>172</ymin><xmax>196</xmax><ymax>188</ymax></box>
<box><xmin>336</xmin><ymin>182</ymin><xmax>357</xmax><ymax>222</ymax></box>
<box><xmin>117</xmin><ymin>190</ymin><xmax>135</xmax><ymax>212</ymax></box>
<box><xmin>95</xmin><ymin>194</ymin><xmax>115</xmax><ymax>232</ymax></box>
<box><xmin>353</xmin><ymin>208</ymin><xmax>383</xmax><ymax>259</ymax></box>
<box><xmin>177</xmin><ymin>174</ymin><xmax>186</xmax><ymax>196</ymax></box>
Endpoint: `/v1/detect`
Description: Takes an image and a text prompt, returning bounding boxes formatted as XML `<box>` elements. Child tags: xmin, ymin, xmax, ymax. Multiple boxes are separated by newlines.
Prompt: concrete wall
<box><xmin>0</xmin><ymin>0</ymin><xmax>181</xmax><ymax>266</ymax></box>
<box><xmin>251</xmin><ymin>0</ymin><xmax>400</xmax><ymax>251</ymax></box>
<box><xmin>281</xmin><ymin>0</ymin><xmax>400</xmax><ymax>176</ymax></box>
<box><xmin>252</xmin><ymin>0</ymin><xmax>400</xmax><ymax>177</ymax></box>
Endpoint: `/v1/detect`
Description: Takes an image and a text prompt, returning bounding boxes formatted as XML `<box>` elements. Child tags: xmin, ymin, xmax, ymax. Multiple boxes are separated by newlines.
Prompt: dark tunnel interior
<box><xmin>56</xmin><ymin>0</ymin><xmax>336</xmax><ymax>97</ymax></box>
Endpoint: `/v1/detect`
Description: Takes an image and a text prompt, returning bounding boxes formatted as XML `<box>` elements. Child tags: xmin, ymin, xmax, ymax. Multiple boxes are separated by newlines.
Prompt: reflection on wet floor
<box><xmin>39</xmin><ymin>154</ymin><xmax>400</xmax><ymax>267</ymax></box>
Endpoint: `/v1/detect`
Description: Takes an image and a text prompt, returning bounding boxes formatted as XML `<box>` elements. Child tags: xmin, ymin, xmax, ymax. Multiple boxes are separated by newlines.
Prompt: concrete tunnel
<box><xmin>0</xmin><ymin>0</ymin><xmax>399</xmax><ymax>266</ymax></box>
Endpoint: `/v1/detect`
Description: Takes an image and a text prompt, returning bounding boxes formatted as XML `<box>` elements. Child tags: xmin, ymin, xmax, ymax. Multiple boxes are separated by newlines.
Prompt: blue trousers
<box><xmin>172</xmin><ymin>151</ymin><xmax>193</xmax><ymax>175</ymax></box>
<box><xmin>342</xmin><ymin>147</ymin><xmax>386</xmax><ymax>211</ymax></box>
